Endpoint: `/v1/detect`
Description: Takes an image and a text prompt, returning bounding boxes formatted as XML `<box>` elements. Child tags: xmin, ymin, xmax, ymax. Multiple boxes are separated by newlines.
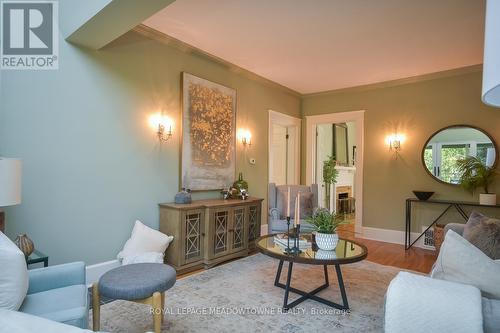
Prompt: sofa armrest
<box><xmin>269</xmin><ymin>208</ymin><xmax>280</xmax><ymax>220</ymax></box>
<box><xmin>444</xmin><ymin>223</ymin><xmax>465</xmax><ymax>236</ymax></box>
<box><xmin>28</xmin><ymin>261</ymin><xmax>86</xmax><ymax>294</ymax></box>
<box><xmin>385</xmin><ymin>272</ymin><xmax>483</xmax><ymax>333</ymax></box>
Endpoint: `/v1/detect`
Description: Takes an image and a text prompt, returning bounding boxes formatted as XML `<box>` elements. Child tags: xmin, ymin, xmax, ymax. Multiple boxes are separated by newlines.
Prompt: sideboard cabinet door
<box><xmin>181</xmin><ymin>209</ymin><xmax>205</xmax><ymax>265</ymax></box>
<box><xmin>230</xmin><ymin>206</ymin><xmax>247</xmax><ymax>252</ymax></box>
<box><xmin>209</xmin><ymin>207</ymin><xmax>231</xmax><ymax>259</ymax></box>
<box><xmin>248</xmin><ymin>204</ymin><xmax>261</xmax><ymax>247</ymax></box>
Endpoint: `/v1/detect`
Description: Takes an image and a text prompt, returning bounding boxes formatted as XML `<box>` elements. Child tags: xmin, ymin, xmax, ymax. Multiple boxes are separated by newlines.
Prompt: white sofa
<box><xmin>0</xmin><ymin>309</ymin><xmax>100</xmax><ymax>333</ymax></box>
<box><xmin>385</xmin><ymin>227</ymin><xmax>500</xmax><ymax>333</ymax></box>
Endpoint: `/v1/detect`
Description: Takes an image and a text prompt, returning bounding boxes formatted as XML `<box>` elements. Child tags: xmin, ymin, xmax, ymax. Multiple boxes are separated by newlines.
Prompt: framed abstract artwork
<box><xmin>181</xmin><ymin>72</ymin><xmax>236</xmax><ymax>190</ymax></box>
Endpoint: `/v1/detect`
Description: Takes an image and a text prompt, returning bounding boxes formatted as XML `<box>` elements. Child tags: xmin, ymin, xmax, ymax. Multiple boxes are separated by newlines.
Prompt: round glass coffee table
<box><xmin>256</xmin><ymin>233</ymin><xmax>368</xmax><ymax>311</ymax></box>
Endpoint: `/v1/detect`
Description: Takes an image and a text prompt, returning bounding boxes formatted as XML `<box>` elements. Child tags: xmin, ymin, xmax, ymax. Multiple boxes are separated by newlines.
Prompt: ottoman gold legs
<box><xmin>92</xmin><ymin>283</ymin><xmax>100</xmax><ymax>331</ymax></box>
<box><xmin>152</xmin><ymin>292</ymin><xmax>162</xmax><ymax>332</ymax></box>
<box><xmin>92</xmin><ymin>283</ymin><xmax>166</xmax><ymax>333</ymax></box>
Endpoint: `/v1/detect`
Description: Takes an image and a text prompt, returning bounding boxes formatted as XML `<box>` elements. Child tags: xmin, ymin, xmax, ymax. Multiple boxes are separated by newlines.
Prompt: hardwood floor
<box><xmin>178</xmin><ymin>224</ymin><xmax>437</xmax><ymax>279</ymax></box>
<box><xmin>337</xmin><ymin>224</ymin><xmax>437</xmax><ymax>274</ymax></box>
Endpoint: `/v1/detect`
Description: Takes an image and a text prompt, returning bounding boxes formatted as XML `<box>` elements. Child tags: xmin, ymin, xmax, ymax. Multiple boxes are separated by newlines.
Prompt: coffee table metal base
<box><xmin>274</xmin><ymin>260</ymin><xmax>349</xmax><ymax>311</ymax></box>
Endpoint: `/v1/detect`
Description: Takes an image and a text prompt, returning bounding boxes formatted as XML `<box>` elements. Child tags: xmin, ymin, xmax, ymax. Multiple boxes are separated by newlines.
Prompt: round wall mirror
<box><xmin>422</xmin><ymin>125</ymin><xmax>498</xmax><ymax>185</ymax></box>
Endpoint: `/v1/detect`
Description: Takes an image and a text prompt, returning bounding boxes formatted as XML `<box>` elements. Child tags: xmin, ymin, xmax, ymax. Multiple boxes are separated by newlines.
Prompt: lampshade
<box><xmin>482</xmin><ymin>0</ymin><xmax>500</xmax><ymax>107</ymax></box>
<box><xmin>0</xmin><ymin>158</ymin><xmax>22</xmax><ymax>207</ymax></box>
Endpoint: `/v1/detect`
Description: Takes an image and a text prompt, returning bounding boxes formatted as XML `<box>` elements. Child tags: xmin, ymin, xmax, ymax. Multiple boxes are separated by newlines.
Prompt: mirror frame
<box><xmin>421</xmin><ymin>124</ymin><xmax>498</xmax><ymax>185</ymax></box>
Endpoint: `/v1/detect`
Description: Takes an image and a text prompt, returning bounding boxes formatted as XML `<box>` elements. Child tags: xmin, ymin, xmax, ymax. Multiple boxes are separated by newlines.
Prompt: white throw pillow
<box><xmin>121</xmin><ymin>252</ymin><xmax>165</xmax><ymax>265</ymax></box>
<box><xmin>0</xmin><ymin>232</ymin><xmax>29</xmax><ymax>310</ymax></box>
<box><xmin>431</xmin><ymin>230</ymin><xmax>500</xmax><ymax>300</ymax></box>
<box><xmin>117</xmin><ymin>220</ymin><xmax>173</xmax><ymax>261</ymax></box>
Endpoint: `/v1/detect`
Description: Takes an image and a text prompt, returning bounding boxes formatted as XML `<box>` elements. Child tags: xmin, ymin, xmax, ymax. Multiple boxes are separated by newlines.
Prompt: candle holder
<box><xmin>291</xmin><ymin>224</ymin><xmax>302</xmax><ymax>255</ymax></box>
<box><xmin>283</xmin><ymin>216</ymin><xmax>292</xmax><ymax>254</ymax></box>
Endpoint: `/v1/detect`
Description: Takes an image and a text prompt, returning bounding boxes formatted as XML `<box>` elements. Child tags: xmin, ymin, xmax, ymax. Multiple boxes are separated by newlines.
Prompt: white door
<box><xmin>269</xmin><ymin>111</ymin><xmax>301</xmax><ymax>185</ymax></box>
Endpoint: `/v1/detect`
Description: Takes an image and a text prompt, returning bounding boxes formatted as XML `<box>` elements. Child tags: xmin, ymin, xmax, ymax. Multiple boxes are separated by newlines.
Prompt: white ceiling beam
<box><xmin>63</xmin><ymin>0</ymin><xmax>176</xmax><ymax>50</ymax></box>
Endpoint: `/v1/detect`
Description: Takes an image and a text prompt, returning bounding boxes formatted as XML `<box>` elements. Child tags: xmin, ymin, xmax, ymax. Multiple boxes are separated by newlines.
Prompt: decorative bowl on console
<box><xmin>412</xmin><ymin>191</ymin><xmax>434</xmax><ymax>201</ymax></box>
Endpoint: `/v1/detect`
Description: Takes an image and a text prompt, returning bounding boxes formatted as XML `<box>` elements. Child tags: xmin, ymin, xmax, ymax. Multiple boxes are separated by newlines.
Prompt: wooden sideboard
<box><xmin>159</xmin><ymin>197</ymin><xmax>263</xmax><ymax>274</ymax></box>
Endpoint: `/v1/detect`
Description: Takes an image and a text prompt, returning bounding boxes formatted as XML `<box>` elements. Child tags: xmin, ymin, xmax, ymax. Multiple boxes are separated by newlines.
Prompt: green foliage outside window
<box><xmin>440</xmin><ymin>146</ymin><xmax>468</xmax><ymax>183</ymax></box>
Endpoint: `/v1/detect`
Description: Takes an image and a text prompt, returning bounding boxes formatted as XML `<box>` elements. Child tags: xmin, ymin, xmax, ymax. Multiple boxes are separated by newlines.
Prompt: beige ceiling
<box><xmin>143</xmin><ymin>0</ymin><xmax>485</xmax><ymax>94</ymax></box>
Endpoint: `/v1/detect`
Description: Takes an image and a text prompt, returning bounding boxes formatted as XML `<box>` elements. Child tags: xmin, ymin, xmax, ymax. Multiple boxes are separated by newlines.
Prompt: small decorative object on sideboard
<box><xmin>307</xmin><ymin>209</ymin><xmax>347</xmax><ymax>251</ymax></box>
<box><xmin>220</xmin><ymin>187</ymin><xmax>231</xmax><ymax>200</ymax></box>
<box><xmin>412</xmin><ymin>191</ymin><xmax>434</xmax><ymax>201</ymax></box>
<box><xmin>174</xmin><ymin>188</ymin><xmax>192</xmax><ymax>204</ymax></box>
<box><xmin>456</xmin><ymin>156</ymin><xmax>497</xmax><ymax>205</ymax></box>
<box><xmin>232</xmin><ymin>172</ymin><xmax>248</xmax><ymax>193</ymax></box>
<box><xmin>15</xmin><ymin>234</ymin><xmax>34</xmax><ymax>256</ymax></box>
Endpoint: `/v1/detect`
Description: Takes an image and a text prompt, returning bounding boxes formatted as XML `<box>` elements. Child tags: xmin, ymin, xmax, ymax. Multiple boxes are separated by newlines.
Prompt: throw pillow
<box><xmin>117</xmin><ymin>220</ymin><xmax>174</xmax><ymax>261</ymax></box>
<box><xmin>0</xmin><ymin>232</ymin><xmax>29</xmax><ymax>310</ymax></box>
<box><xmin>431</xmin><ymin>230</ymin><xmax>500</xmax><ymax>300</ymax></box>
<box><xmin>463</xmin><ymin>211</ymin><xmax>500</xmax><ymax>259</ymax></box>
<box><xmin>121</xmin><ymin>252</ymin><xmax>164</xmax><ymax>265</ymax></box>
<box><xmin>277</xmin><ymin>187</ymin><xmax>314</xmax><ymax>219</ymax></box>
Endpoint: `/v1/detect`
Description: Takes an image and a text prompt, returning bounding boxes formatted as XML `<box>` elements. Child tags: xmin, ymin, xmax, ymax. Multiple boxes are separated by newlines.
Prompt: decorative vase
<box><xmin>232</xmin><ymin>173</ymin><xmax>248</xmax><ymax>192</ymax></box>
<box><xmin>479</xmin><ymin>193</ymin><xmax>497</xmax><ymax>206</ymax></box>
<box><xmin>174</xmin><ymin>188</ymin><xmax>192</xmax><ymax>204</ymax></box>
<box><xmin>15</xmin><ymin>234</ymin><xmax>34</xmax><ymax>256</ymax></box>
<box><xmin>315</xmin><ymin>232</ymin><xmax>339</xmax><ymax>251</ymax></box>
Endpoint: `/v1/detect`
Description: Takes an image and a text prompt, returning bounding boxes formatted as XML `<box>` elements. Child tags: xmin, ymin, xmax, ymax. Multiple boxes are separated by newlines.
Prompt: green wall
<box><xmin>302</xmin><ymin>71</ymin><xmax>500</xmax><ymax>232</ymax></box>
<box><xmin>0</xmin><ymin>31</ymin><xmax>300</xmax><ymax>265</ymax></box>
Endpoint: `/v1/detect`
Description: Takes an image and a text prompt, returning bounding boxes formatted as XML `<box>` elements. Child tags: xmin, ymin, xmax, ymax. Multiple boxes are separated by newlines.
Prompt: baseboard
<box><xmin>361</xmin><ymin>226</ymin><xmax>427</xmax><ymax>249</ymax></box>
<box><xmin>86</xmin><ymin>259</ymin><xmax>120</xmax><ymax>286</ymax></box>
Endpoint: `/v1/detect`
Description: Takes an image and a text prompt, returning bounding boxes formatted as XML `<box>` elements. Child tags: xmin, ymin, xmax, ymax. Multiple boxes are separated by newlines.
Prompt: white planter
<box><xmin>315</xmin><ymin>249</ymin><xmax>338</xmax><ymax>260</ymax></box>
<box><xmin>315</xmin><ymin>232</ymin><xmax>339</xmax><ymax>251</ymax></box>
<box><xmin>479</xmin><ymin>193</ymin><xmax>497</xmax><ymax>205</ymax></box>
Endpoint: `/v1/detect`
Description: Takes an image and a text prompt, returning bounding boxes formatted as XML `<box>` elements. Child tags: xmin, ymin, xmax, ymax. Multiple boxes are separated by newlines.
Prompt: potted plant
<box><xmin>323</xmin><ymin>155</ymin><xmax>339</xmax><ymax>210</ymax></box>
<box><xmin>456</xmin><ymin>156</ymin><xmax>497</xmax><ymax>205</ymax></box>
<box><xmin>307</xmin><ymin>209</ymin><xmax>347</xmax><ymax>250</ymax></box>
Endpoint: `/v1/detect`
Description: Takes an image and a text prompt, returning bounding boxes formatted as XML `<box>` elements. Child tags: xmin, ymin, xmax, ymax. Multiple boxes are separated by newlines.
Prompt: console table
<box><xmin>159</xmin><ymin>197</ymin><xmax>263</xmax><ymax>274</ymax></box>
<box><xmin>405</xmin><ymin>198</ymin><xmax>500</xmax><ymax>250</ymax></box>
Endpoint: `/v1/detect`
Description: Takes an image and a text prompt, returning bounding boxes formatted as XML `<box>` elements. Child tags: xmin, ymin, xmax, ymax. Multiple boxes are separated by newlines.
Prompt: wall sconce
<box><xmin>238</xmin><ymin>129</ymin><xmax>252</xmax><ymax>146</ymax></box>
<box><xmin>385</xmin><ymin>134</ymin><xmax>406</xmax><ymax>155</ymax></box>
<box><xmin>149</xmin><ymin>113</ymin><xmax>173</xmax><ymax>143</ymax></box>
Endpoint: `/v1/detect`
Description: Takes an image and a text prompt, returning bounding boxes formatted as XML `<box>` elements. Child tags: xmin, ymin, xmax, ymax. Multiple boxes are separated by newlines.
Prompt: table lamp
<box><xmin>482</xmin><ymin>0</ymin><xmax>500</xmax><ymax>107</ymax></box>
<box><xmin>0</xmin><ymin>158</ymin><xmax>22</xmax><ymax>233</ymax></box>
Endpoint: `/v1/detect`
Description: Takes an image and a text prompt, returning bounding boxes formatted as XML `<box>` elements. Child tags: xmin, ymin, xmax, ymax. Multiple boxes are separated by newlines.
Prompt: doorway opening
<box><xmin>268</xmin><ymin>110</ymin><xmax>301</xmax><ymax>185</ymax></box>
<box><xmin>306</xmin><ymin>111</ymin><xmax>364</xmax><ymax>233</ymax></box>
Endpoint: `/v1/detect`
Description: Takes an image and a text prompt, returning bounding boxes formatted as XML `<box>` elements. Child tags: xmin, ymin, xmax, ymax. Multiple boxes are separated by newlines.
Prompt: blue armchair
<box><xmin>19</xmin><ymin>261</ymin><xmax>89</xmax><ymax>329</ymax></box>
<box><xmin>268</xmin><ymin>183</ymin><xmax>319</xmax><ymax>234</ymax></box>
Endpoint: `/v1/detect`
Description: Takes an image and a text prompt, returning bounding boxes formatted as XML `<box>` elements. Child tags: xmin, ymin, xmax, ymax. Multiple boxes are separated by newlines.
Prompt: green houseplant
<box><xmin>456</xmin><ymin>156</ymin><xmax>497</xmax><ymax>205</ymax></box>
<box><xmin>307</xmin><ymin>209</ymin><xmax>347</xmax><ymax>250</ymax></box>
<box><xmin>323</xmin><ymin>155</ymin><xmax>339</xmax><ymax>210</ymax></box>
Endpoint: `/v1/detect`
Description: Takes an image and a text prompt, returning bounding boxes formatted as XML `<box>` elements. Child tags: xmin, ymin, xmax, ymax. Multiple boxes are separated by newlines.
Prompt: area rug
<box><xmin>92</xmin><ymin>254</ymin><xmax>406</xmax><ymax>332</ymax></box>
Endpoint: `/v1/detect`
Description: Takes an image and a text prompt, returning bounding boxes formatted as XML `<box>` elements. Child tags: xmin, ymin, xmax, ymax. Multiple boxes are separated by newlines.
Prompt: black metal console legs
<box><xmin>274</xmin><ymin>260</ymin><xmax>349</xmax><ymax>311</ymax></box>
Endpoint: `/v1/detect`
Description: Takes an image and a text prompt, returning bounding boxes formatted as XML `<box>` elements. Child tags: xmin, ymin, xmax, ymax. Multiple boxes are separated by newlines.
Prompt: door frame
<box><xmin>305</xmin><ymin>110</ymin><xmax>365</xmax><ymax>232</ymax></box>
<box><xmin>268</xmin><ymin>110</ymin><xmax>301</xmax><ymax>185</ymax></box>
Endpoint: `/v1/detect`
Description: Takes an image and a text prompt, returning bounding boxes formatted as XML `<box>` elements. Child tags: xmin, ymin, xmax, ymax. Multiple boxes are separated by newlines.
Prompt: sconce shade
<box><xmin>0</xmin><ymin>158</ymin><xmax>22</xmax><ymax>207</ymax></box>
<box><xmin>482</xmin><ymin>0</ymin><xmax>500</xmax><ymax>107</ymax></box>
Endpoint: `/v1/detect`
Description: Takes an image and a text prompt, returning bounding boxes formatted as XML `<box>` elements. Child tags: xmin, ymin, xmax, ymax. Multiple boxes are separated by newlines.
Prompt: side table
<box><xmin>26</xmin><ymin>249</ymin><xmax>49</xmax><ymax>267</ymax></box>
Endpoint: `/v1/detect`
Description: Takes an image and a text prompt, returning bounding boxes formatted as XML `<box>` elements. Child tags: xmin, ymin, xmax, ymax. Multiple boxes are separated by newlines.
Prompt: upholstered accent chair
<box><xmin>268</xmin><ymin>183</ymin><xmax>319</xmax><ymax>234</ymax></box>
<box><xmin>0</xmin><ymin>231</ymin><xmax>89</xmax><ymax>329</ymax></box>
<box><xmin>20</xmin><ymin>262</ymin><xmax>89</xmax><ymax>329</ymax></box>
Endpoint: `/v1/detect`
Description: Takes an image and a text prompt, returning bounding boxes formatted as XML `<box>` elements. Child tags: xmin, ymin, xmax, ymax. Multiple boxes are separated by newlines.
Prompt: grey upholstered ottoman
<box><xmin>92</xmin><ymin>263</ymin><xmax>176</xmax><ymax>333</ymax></box>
